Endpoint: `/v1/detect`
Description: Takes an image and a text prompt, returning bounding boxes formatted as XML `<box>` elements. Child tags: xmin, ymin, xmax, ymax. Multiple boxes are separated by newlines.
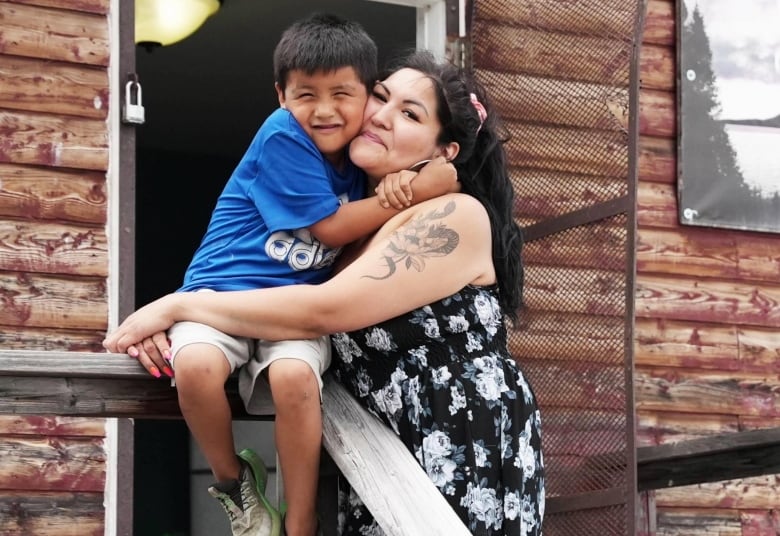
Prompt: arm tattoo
<box><xmin>364</xmin><ymin>201</ymin><xmax>459</xmax><ymax>280</ymax></box>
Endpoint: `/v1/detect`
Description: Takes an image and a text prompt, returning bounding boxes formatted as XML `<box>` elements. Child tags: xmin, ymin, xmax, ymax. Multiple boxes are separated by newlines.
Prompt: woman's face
<box><xmin>349</xmin><ymin>68</ymin><xmax>446</xmax><ymax>181</ymax></box>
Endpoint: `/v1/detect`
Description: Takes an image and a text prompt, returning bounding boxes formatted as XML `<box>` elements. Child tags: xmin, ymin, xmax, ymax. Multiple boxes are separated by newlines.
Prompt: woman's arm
<box><xmin>104</xmin><ymin>193</ymin><xmax>494</xmax><ymax>353</ymax></box>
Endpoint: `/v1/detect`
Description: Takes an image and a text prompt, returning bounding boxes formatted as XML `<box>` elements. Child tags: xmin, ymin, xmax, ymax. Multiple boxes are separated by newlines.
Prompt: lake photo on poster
<box><xmin>725</xmin><ymin>123</ymin><xmax>780</xmax><ymax>198</ymax></box>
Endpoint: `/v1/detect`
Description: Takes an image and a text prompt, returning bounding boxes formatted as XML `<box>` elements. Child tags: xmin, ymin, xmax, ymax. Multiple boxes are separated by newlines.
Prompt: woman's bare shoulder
<box><xmin>366</xmin><ymin>193</ymin><xmax>490</xmax><ymax>251</ymax></box>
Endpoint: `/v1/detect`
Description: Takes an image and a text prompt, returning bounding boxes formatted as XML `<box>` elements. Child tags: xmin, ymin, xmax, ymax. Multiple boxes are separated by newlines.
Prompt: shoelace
<box><xmin>215</xmin><ymin>484</ymin><xmax>244</xmax><ymax>520</ymax></box>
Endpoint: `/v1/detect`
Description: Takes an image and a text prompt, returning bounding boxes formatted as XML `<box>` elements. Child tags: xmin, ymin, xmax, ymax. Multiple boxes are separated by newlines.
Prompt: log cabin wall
<box><xmin>473</xmin><ymin>0</ymin><xmax>643</xmax><ymax>533</ymax></box>
<box><xmin>637</xmin><ymin>0</ymin><xmax>780</xmax><ymax>533</ymax></box>
<box><xmin>0</xmin><ymin>0</ymin><xmax>111</xmax><ymax>534</ymax></box>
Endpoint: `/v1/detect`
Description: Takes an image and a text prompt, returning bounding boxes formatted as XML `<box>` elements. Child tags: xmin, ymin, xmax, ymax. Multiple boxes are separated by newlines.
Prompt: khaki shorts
<box><xmin>168</xmin><ymin>320</ymin><xmax>331</xmax><ymax>414</ymax></box>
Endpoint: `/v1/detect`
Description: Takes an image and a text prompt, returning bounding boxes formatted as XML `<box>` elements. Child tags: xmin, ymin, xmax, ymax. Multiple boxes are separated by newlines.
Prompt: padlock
<box><xmin>122</xmin><ymin>80</ymin><xmax>146</xmax><ymax>125</ymax></box>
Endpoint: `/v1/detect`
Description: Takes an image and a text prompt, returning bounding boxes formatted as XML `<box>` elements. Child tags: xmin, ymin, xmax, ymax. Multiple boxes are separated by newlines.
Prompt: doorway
<box><xmin>133</xmin><ymin>2</ymin><xmax>416</xmax><ymax>534</ymax></box>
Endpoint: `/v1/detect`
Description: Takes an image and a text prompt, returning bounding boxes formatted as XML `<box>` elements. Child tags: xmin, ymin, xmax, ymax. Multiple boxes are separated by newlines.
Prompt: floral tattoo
<box><xmin>364</xmin><ymin>201</ymin><xmax>459</xmax><ymax>280</ymax></box>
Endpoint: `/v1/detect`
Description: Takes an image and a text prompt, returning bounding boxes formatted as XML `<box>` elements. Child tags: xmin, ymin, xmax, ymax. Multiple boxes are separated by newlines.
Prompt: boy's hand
<box><xmin>409</xmin><ymin>157</ymin><xmax>459</xmax><ymax>202</ymax></box>
<box><xmin>375</xmin><ymin>169</ymin><xmax>416</xmax><ymax>209</ymax></box>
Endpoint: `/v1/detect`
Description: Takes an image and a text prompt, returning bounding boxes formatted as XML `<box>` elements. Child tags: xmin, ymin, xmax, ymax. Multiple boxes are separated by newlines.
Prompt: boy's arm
<box><xmin>310</xmin><ymin>157</ymin><xmax>457</xmax><ymax>248</ymax></box>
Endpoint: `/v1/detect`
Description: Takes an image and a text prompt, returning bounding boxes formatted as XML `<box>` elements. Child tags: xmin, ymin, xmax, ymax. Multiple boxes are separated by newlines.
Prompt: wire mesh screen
<box><xmin>472</xmin><ymin>0</ymin><xmax>644</xmax><ymax>533</ymax></box>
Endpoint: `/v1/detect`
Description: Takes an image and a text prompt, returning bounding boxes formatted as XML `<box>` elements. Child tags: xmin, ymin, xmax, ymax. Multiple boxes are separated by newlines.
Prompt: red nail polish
<box><xmin>163</xmin><ymin>366</ymin><xmax>174</xmax><ymax>378</ymax></box>
<box><xmin>150</xmin><ymin>366</ymin><xmax>161</xmax><ymax>378</ymax></box>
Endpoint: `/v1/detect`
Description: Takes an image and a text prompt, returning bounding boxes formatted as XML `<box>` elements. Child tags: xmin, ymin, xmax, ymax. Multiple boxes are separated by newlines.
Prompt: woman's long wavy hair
<box><xmin>385</xmin><ymin>51</ymin><xmax>524</xmax><ymax>321</ymax></box>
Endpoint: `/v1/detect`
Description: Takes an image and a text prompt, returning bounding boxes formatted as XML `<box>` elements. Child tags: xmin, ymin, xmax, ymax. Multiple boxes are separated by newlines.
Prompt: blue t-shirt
<box><xmin>180</xmin><ymin>108</ymin><xmax>366</xmax><ymax>292</ymax></box>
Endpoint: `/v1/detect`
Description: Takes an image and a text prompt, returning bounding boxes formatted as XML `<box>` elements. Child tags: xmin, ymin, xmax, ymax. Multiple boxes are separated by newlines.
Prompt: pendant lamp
<box><xmin>136</xmin><ymin>0</ymin><xmax>221</xmax><ymax>48</ymax></box>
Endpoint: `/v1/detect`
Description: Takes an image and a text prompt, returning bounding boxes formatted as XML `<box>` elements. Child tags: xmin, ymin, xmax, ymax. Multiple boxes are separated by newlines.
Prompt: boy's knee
<box><xmin>268</xmin><ymin>359</ymin><xmax>319</xmax><ymax>404</ymax></box>
<box><xmin>173</xmin><ymin>344</ymin><xmax>231</xmax><ymax>388</ymax></box>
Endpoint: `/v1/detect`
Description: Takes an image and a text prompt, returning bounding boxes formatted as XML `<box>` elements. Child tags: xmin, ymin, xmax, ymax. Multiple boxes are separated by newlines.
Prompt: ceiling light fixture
<box><xmin>135</xmin><ymin>0</ymin><xmax>222</xmax><ymax>49</ymax></box>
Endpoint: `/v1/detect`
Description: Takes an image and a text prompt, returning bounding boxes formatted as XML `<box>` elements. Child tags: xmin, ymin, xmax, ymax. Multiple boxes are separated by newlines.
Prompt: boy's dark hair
<box><xmin>274</xmin><ymin>13</ymin><xmax>378</xmax><ymax>92</ymax></box>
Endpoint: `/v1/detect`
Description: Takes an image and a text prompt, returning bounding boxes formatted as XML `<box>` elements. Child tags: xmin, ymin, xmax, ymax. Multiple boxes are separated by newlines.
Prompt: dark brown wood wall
<box><xmin>636</xmin><ymin>1</ymin><xmax>780</xmax><ymax>533</ymax></box>
<box><xmin>0</xmin><ymin>1</ymin><xmax>111</xmax><ymax>534</ymax></box>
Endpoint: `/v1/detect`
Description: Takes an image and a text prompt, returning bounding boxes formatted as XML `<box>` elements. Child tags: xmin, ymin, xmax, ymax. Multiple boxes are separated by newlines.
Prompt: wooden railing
<box><xmin>0</xmin><ymin>350</ymin><xmax>470</xmax><ymax>536</ymax></box>
<box><xmin>3</xmin><ymin>349</ymin><xmax>780</xmax><ymax>533</ymax></box>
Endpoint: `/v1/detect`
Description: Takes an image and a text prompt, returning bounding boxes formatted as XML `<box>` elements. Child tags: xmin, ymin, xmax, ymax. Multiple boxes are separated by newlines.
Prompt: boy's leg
<box><xmin>174</xmin><ymin>342</ymin><xmax>239</xmax><ymax>480</ymax></box>
<box><xmin>171</xmin><ymin>322</ymin><xmax>281</xmax><ymax>536</ymax></box>
<box><xmin>268</xmin><ymin>359</ymin><xmax>323</xmax><ymax>536</ymax></box>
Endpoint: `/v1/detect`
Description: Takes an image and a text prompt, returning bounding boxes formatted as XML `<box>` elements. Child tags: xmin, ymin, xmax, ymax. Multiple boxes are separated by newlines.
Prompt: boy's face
<box><xmin>276</xmin><ymin>67</ymin><xmax>368</xmax><ymax>166</ymax></box>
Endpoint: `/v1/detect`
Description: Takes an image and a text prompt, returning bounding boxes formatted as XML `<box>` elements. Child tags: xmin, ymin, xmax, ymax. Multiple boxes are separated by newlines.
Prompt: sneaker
<box><xmin>208</xmin><ymin>450</ymin><xmax>282</xmax><ymax>536</ymax></box>
<box><xmin>238</xmin><ymin>448</ymin><xmax>268</xmax><ymax>495</ymax></box>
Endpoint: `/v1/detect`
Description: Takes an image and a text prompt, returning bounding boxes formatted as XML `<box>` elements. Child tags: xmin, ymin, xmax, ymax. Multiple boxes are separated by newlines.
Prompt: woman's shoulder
<box><xmin>413</xmin><ymin>193</ymin><xmax>489</xmax><ymax>226</ymax></box>
<box><xmin>370</xmin><ymin>193</ymin><xmax>490</xmax><ymax>250</ymax></box>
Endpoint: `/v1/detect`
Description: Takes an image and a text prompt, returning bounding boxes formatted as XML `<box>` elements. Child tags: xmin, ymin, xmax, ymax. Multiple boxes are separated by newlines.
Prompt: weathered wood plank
<box><xmin>634</xmin><ymin>317</ymin><xmax>741</xmax><ymax>370</ymax></box>
<box><xmin>0</xmin><ymin>491</ymin><xmax>104</xmax><ymax>536</ymax></box>
<box><xmin>524</xmin><ymin>360</ymin><xmax>627</xmax><ymax>410</ymax></box>
<box><xmin>321</xmin><ymin>380</ymin><xmax>470</xmax><ymax>536</ymax></box>
<box><xmin>0</xmin><ymin>414</ymin><xmax>105</xmax><ymax>436</ymax></box>
<box><xmin>637</xmin><ymin>180</ymin><xmax>678</xmax><ymax>228</ymax></box>
<box><xmin>643</xmin><ymin>0</ymin><xmax>674</xmax><ymax>46</ymax></box>
<box><xmin>639</xmin><ymin>88</ymin><xmax>674</xmax><ymax>138</ymax></box>
<box><xmin>636</xmin><ymin>410</ymin><xmax>739</xmax><ymax>447</ymax></box>
<box><xmin>654</xmin><ymin>474</ymin><xmax>780</xmax><ymax>510</ymax></box>
<box><xmin>539</xmin><ymin>407</ymin><xmax>627</xmax><ymax>457</ymax></box>
<box><xmin>736</xmin><ymin>234</ymin><xmax>780</xmax><ymax>283</ymax></box>
<box><xmin>637</xmin><ymin>227</ymin><xmax>738</xmax><ymax>278</ymax></box>
<box><xmin>0</xmin><ymin>326</ymin><xmax>104</xmax><ymax>351</ymax></box>
<box><xmin>0</xmin><ymin>164</ymin><xmax>106</xmax><ymax>224</ymax></box>
<box><xmin>0</xmin><ymin>220</ymin><xmax>107</xmax><ymax>276</ymax></box>
<box><xmin>637</xmin><ymin>427</ymin><xmax>780</xmax><ymax>490</ymax></box>
<box><xmin>639</xmin><ymin>43</ymin><xmax>674</xmax><ymax>91</ymax></box>
<box><xmin>477</xmin><ymin>69</ymin><xmax>630</xmax><ymax>132</ymax></box>
<box><xmin>636</xmin><ymin>367</ymin><xmax>780</xmax><ymax>417</ymax></box>
<box><xmin>476</xmin><ymin>0</ymin><xmax>638</xmax><ymax>38</ymax></box>
<box><xmin>636</xmin><ymin>318</ymin><xmax>780</xmax><ymax>373</ymax></box>
<box><xmin>0</xmin><ymin>55</ymin><xmax>108</xmax><ymax>119</ymax></box>
<box><xmin>0</xmin><ymin>435</ymin><xmax>105</xmax><ymax>491</ymax></box>
<box><xmin>636</xmin><ymin>274</ymin><xmax>780</xmax><ymax>327</ymax></box>
<box><xmin>639</xmin><ymin>227</ymin><xmax>780</xmax><ymax>284</ymax></box>
<box><xmin>510</xmin><ymin>310</ymin><xmax>625</xmax><ymax>362</ymax></box>
<box><xmin>653</xmin><ymin>507</ymin><xmax>742</xmax><ymax>535</ymax></box>
<box><xmin>512</xmin><ymin>168</ymin><xmax>627</xmax><ymax>220</ymax></box>
<box><xmin>0</xmin><ymin>350</ymin><xmax>272</xmax><ymax>417</ymax></box>
<box><xmin>0</xmin><ymin>3</ymin><xmax>109</xmax><ymax>66</ymax></box>
<box><xmin>0</xmin><ymin>272</ymin><xmax>107</xmax><ymax>329</ymax></box>
<box><xmin>9</xmin><ymin>0</ymin><xmax>109</xmax><ymax>14</ymax></box>
<box><xmin>741</xmin><ymin>509</ymin><xmax>780</xmax><ymax>535</ymax></box>
<box><xmin>0</xmin><ymin>110</ymin><xmax>108</xmax><ymax>171</ymax></box>
<box><xmin>505</xmin><ymin>122</ymin><xmax>628</xmax><ymax>176</ymax></box>
<box><xmin>474</xmin><ymin>23</ymin><xmax>633</xmax><ymax>86</ymax></box>
<box><xmin>523</xmin><ymin>265</ymin><xmax>627</xmax><ymax>316</ymax></box>
<box><xmin>638</xmin><ymin>134</ymin><xmax>676</xmax><ymax>184</ymax></box>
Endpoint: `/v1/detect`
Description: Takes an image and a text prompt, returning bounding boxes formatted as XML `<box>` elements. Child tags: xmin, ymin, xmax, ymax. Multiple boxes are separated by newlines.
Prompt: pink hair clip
<box><xmin>470</xmin><ymin>93</ymin><xmax>487</xmax><ymax>133</ymax></box>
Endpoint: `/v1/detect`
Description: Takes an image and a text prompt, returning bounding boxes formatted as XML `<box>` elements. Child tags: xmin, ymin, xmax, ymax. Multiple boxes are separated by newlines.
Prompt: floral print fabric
<box><xmin>332</xmin><ymin>285</ymin><xmax>545</xmax><ymax>535</ymax></box>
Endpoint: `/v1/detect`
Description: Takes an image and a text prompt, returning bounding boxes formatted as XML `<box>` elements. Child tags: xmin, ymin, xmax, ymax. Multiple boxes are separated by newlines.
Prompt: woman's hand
<box><xmin>103</xmin><ymin>294</ymin><xmax>179</xmax><ymax>355</ymax></box>
<box><xmin>127</xmin><ymin>332</ymin><xmax>174</xmax><ymax>379</ymax></box>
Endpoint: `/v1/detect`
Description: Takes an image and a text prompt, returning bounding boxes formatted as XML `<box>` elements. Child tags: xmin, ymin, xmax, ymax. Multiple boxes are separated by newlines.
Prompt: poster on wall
<box><xmin>678</xmin><ymin>0</ymin><xmax>780</xmax><ymax>233</ymax></box>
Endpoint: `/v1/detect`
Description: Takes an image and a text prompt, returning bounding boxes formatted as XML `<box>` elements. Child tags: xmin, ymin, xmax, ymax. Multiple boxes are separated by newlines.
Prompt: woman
<box><xmin>105</xmin><ymin>51</ymin><xmax>545</xmax><ymax>535</ymax></box>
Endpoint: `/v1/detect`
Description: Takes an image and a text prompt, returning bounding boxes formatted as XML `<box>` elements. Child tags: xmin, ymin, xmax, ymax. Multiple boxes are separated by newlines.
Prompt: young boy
<box><xmin>156</xmin><ymin>13</ymin><xmax>455</xmax><ymax>536</ymax></box>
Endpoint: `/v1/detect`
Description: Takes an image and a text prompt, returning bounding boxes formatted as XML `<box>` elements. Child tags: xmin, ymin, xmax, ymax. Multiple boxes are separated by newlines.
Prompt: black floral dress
<box><xmin>331</xmin><ymin>285</ymin><xmax>545</xmax><ymax>535</ymax></box>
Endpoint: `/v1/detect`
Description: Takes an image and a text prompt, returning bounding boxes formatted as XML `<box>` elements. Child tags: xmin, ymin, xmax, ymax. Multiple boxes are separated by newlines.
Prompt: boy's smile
<box><xmin>277</xmin><ymin>67</ymin><xmax>368</xmax><ymax>167</ymax></box>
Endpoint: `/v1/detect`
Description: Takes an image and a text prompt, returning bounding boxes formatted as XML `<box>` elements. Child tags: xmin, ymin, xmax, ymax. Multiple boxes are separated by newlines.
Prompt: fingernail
<box><xmin>128</xmin><ymin>348</ymin><xmax>139</xmax><ymax>358</ymax></box>
<box><xmin>150</xmin><ymin>366</ymin><xmax>161</xmax><ymax>378</ymax></box>
<box><xmin>163</xmin><ymin>349</ymin><xmax>172</xmax><ymax>361</ymax></box>
<box><xmin>163</xmin><ymin>366</ymin><xmax>174</xmax><ymax>378</ymax></box>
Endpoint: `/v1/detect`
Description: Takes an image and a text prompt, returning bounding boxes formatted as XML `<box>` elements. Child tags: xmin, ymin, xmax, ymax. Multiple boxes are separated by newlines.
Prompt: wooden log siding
<box><xmin>0</xmin><ymin>1</ymin><xmax>111</xmax><ymax>533</ymax></box>
<box><xmin>0</xmin><ymin>0</ymin><xmax>109</xmax><ymax>341</ymax></box>
<box><xmin>0</xmin><ymin>415</ymin><xmax>106</xmax><ymax>536</ymax></box>
<box><xmin>636</xmin><ymin>0</ymin><xmax>780</xmax><ymax>531</ymax></box>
